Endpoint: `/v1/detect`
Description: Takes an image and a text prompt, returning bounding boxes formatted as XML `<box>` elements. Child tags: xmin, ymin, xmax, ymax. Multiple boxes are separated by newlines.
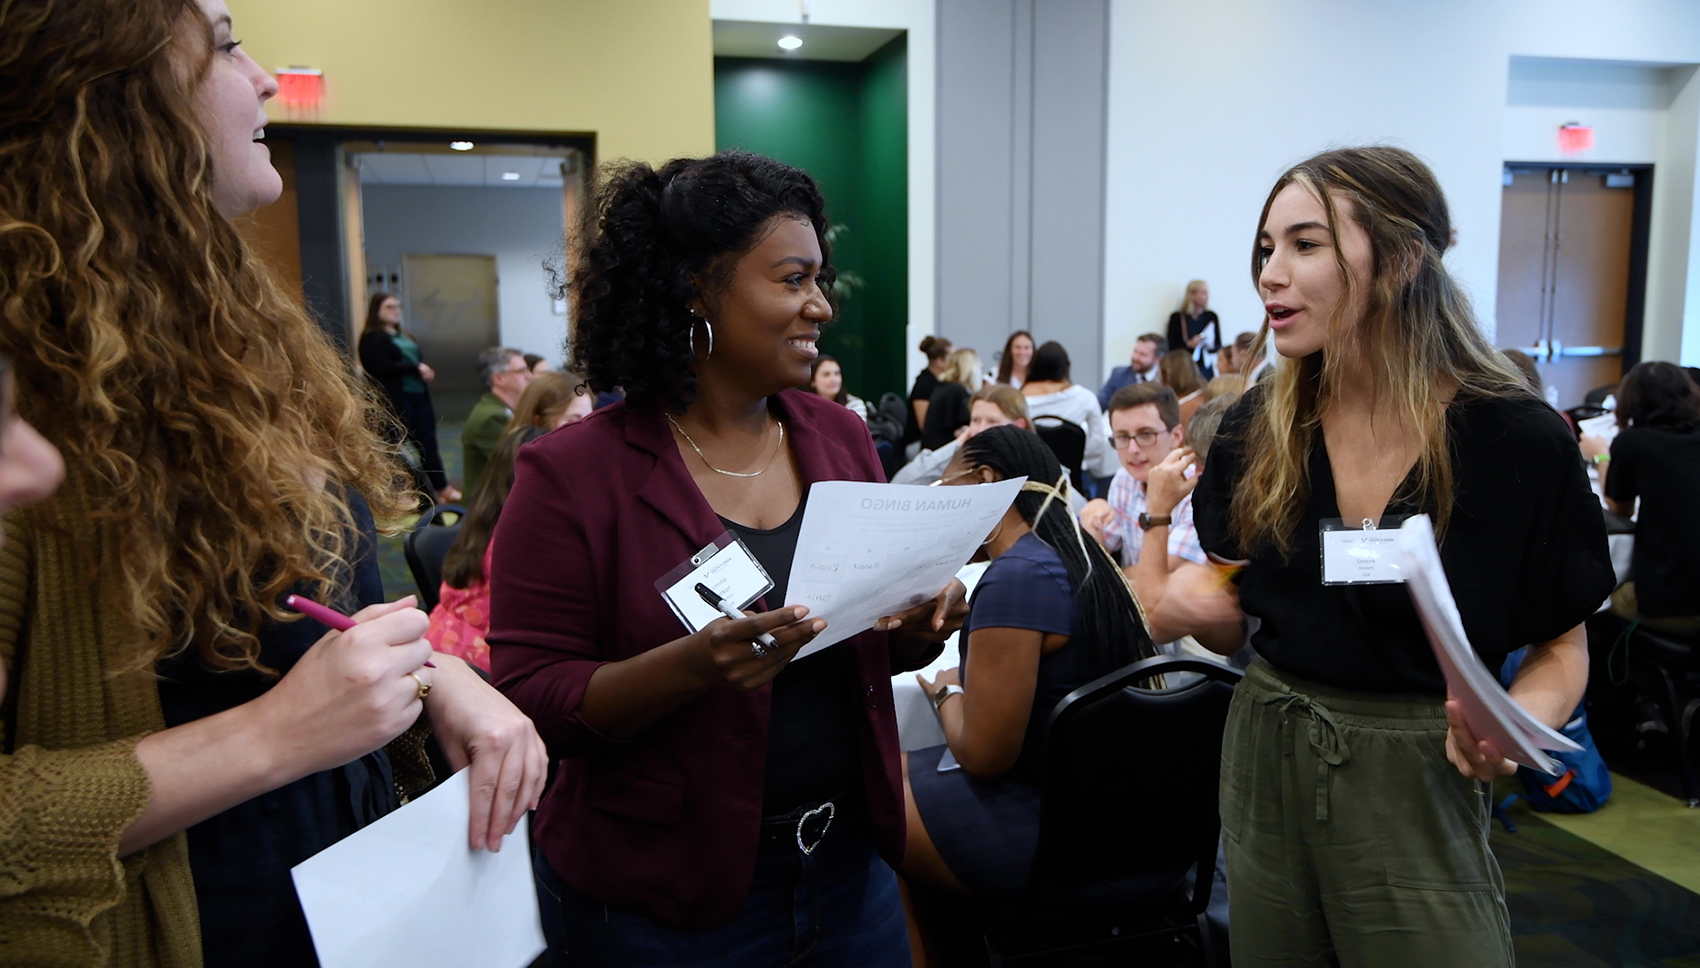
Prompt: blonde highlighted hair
<box><xmin>0</xmin><ymin>0</ymin><xmax>412</xmax><ymax>671</ymax></box>
<box><xmin>1231</xmin><ymin>146</ymin><xmax>1528</xmax><ymax>557</ymax></box>
<box><xmin>971</xmin><ymin>383</ymin><xmax>1029</xmax><ymax>427</ymax></box>
<box><xmin>1178</xmin><ymin>279</ymin><xmax>1208</xmax><ymax>316</ymax></box>
<box><xmin>941</xmin><ymin>348</ymin><xmax>982</xmax><ymax>393</ymax></box>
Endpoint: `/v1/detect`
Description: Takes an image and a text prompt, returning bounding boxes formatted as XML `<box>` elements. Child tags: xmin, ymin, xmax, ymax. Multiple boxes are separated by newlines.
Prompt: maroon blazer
<box><xmin>488</xmin><ymin>388</ymin><xmax>908</xmax><ymax>927</ymax></box>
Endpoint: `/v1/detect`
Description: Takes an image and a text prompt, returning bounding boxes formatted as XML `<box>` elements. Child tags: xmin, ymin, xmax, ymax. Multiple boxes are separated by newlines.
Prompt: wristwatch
<box><xmin>930</xmin><ymin>683</ymin><xmax>964</xmax><ymax>712</ymax></box>
<box><xmin>1138</xmin><ymin>512</ymin><xmax>1172</xmax><ymax>529</ymax></box>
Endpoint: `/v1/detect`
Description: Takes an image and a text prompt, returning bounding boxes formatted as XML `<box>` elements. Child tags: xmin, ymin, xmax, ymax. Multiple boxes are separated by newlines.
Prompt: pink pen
<box><xmin>284</xmin><ymin>594</ymin><xmax>435</xmax><ymax>667</ymax></box>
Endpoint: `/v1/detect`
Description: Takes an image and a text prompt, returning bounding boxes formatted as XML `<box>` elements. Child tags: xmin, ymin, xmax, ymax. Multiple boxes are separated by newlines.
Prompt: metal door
<box><xmin>1494</xmin><ymin>167</ymin><xmax>1638</xmax><ymax>409</ymax></box>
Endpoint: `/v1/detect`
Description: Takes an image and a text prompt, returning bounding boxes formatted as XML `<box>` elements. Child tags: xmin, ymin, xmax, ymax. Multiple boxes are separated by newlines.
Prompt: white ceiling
<box><xmin>353</xmin><ymin>152</ymin><xmax>569</xmax><ymax>189</ymax></box>
<box><xmin>712</xmin><ymin>19</ymin><xmax>902</xmax><ymax>62</ymax></box>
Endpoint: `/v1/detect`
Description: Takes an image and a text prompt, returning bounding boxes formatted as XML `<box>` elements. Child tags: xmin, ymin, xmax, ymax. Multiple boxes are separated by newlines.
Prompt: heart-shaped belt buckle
<box><xmin>796</xmin><ymin>802</ymin><xmax>835</xmax><ymax>855</ymax></box>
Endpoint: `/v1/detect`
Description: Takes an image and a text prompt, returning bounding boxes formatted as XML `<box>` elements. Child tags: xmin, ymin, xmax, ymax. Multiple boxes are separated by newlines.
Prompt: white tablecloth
<box><xmin>893</xmin><ymin>562</ymin><xmax>985</xmax><ymax>751</ymax></box>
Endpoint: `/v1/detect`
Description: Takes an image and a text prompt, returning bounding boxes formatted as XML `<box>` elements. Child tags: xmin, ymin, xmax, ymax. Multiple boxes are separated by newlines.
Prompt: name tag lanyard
<box><xmin>654</xmin><ymin>532</ymin><xmax>776</xmax><ymax>633</ymax></box>
<box><xmin>1319</xmin><ymin>514</ymin><xmax>1409</xmax><ymax>586</ymax></box>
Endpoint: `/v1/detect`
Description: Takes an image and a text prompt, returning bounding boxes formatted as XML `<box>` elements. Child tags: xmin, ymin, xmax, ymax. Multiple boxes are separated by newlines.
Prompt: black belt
<box><xmin>759</xmin><ymin>795</ymin><xmax>845</xmax><ymax>855</ymax></box>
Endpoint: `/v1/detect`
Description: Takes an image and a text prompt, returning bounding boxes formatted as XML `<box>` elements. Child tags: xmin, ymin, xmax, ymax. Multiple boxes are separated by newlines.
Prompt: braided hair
<box><xmin>960</xmin><ymin>426</ymin><xmax>1157</xmax><ymax>669</ymax></box>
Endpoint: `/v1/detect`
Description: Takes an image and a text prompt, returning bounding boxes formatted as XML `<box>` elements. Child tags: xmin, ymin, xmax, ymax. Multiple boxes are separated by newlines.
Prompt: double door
<box><xmin>1495</xmin><ymin>166</ymin><xmax>1644</xmax><ymax>409</ymax></box>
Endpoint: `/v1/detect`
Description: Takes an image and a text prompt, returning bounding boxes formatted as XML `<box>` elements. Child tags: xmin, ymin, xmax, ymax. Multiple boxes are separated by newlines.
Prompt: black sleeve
<box><xmin>1205</xmin><ymin>312</ymin><xmax>1222</xmax><ymax>352</ymax></box>
<box><xmin>1193</xmin><ymin>389</ymin><xmax>1256</xmax><ymax>561</ymax></box>
<box><xmin>357</xmin><ymin>330</ymin><xmax>420</xmax><ymax>379</ymax></box>
<box><xmin>1604</xmin><ymin>430</ymin><xmax>1639</xmax><ymax>503</ymax></box>
<box><xmin>1506</xmin><ymin>404</ymin><xmax>1617</xmax><ymax>646</ymax></box>
<box><xmin>1166</xmin><ymin>312</ymin><xmax>1185</xmax><ymax>349</ymax></box>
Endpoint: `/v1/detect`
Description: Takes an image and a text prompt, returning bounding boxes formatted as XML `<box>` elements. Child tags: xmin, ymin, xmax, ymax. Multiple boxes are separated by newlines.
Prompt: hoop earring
<box><xmin>690</xmin><ymin>313</ymin><xmax>714</xmax><ymax>361</ymax></box>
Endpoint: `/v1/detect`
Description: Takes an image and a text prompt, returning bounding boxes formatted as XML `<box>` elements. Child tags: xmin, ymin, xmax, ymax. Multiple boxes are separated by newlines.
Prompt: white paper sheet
<box><xmin>1576</xmin><ymin>412</ymin><xmax>1619</xmax><ymax>445</ymax></box>
<box><xmin>292</xmin><ymin>768</ymin><xmax>546</xmax><ymax>968</ymax></box>
<box><xmin>785</xmin><ymin>478</ymin><xmax>1026</xmax><ymax>660</ymax></box>
<box><xmin>1397</xmin><ymin>516</ymin><xmax>1582</xmax><ymax>777</ymax></box>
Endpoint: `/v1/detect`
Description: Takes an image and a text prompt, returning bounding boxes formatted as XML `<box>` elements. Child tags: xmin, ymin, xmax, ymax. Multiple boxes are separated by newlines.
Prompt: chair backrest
<box><xmin>1029</xmin><ymin>655</ymin><xmax>1243</xmax><ymax>907</ymax></box>
<box><xmin>1582</xmin><ymin>382</ymin><xmax>1619</xmax><ymax>407</ymax></box>
<box><xmin>1032</xmin><ymin>415</ymin><xmax>1088</xmax><ymax>492</ymax></box>
<box><xmin>403</xmin><ymin>507</ymin><xmax>465</xmax><ymax>612</ymax></box>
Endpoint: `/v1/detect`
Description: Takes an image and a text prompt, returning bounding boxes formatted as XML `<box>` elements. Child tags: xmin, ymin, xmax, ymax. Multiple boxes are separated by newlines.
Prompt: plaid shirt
<box><xmin>1099</xmin><ymin>467</ymin><xmax>1206</xmax><ymax>569</ymax></box>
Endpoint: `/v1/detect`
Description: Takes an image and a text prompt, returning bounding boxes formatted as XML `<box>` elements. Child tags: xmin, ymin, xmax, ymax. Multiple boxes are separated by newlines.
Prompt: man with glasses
<box><xmin>1079</xmin><ymin>382</ymin><xmax>1205</xmax><ymax>583</ymax></box>
<box><xmin>461</xmin><ymin>346</ymin><xmax>535</xmax><ymax>496</ymax></box>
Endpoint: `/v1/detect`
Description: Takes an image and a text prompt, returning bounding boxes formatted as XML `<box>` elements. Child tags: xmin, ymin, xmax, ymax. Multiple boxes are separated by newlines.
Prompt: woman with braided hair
<box><xmin>902</xmin><ymin>424</ymin><xmax>1157</xmax><ymax>907</ymax></box>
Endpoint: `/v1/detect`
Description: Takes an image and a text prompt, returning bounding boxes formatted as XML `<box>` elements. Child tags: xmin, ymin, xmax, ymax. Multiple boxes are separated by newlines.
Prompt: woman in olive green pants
<box><xmin>1187</xmin><ymin>147</ymin><xmax>1615</xmax><ymax>968</ymax></box>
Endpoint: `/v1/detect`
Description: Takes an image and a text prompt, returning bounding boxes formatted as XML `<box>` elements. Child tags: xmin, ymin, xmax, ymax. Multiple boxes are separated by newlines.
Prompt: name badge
<box><xmin>1320</xmin><ymin>516</ymin><xmax>1408</xmax><ymax>585</ymax></box>
<box><xmin>654</xmin><ymin>532</ymin><xmax>775</xmax><ymax>633</ymax></box>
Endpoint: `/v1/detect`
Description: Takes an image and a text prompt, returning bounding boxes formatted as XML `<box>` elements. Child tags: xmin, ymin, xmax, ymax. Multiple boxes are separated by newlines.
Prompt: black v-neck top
<box><xmin>720</xmin><ymin>498</ymin><xmax>862</xmax><ymax>815</ymax></box>
<box><xmin>1194</xmin><ymin>388</ymin><xmax>1614</xmax><ymax>693</ymax></box>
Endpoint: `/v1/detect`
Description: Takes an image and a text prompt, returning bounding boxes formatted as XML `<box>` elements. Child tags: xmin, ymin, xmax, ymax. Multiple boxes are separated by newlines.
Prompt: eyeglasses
<box><xmin>1112</xmin><ymin>429</ymin><xmax>1163</xmax><ymax>449</ymax></box>
<box><xmin>930</xmin><ymin>468</ymin><xmax>979</xmax><ymax>487</ymax></box>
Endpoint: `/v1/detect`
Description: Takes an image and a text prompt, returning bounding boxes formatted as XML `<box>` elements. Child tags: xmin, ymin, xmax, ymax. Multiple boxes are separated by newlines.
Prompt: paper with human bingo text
<box><xmin>784</xmin><ymin>478</ymin><xmax>1026</xmax><ymax>660</ymax></box>
<box><xmin>291</xmin><ymin>768</ymin><xmax>545</xmax><ymax>968</ymax></box>
<box><xmin>1397</xmin><ymin>515</ymin><xmax>1582</xmax><ymax>776</ymax></box>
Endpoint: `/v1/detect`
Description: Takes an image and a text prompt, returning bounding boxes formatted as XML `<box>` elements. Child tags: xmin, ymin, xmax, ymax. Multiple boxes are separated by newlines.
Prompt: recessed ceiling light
<box><xmin>501</xmin><ymin>171</ymin><xmax>521</xmax><ymax>181</ymax></box>
<box><xmin>777</xmin><ymin>35</ymin><xmax>803</xmax><ymax>50</ymax></box>
<box><xmin>449</xmin><ymin>141</ymin><xmax>474</xmax><ymax>151</ymax></box>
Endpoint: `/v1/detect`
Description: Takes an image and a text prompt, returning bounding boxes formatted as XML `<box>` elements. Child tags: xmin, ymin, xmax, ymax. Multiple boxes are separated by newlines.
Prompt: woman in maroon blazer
<box><xmin>489</xmin><ymin>151</ymin><xmax>964</xmax><ymax>967</ymax></box>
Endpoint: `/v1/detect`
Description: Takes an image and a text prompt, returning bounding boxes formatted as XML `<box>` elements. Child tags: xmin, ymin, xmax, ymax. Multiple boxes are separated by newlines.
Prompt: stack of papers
<box><xmin>785</xmin><ymin>478</ymin><xmax>1026</xmax><ymax>660</ymax></box>
<box><xmin>1397</xmin><ymin>516</ymin><xmax>1581</xmax><ymax>776</ymax></box>
<box><xmin>292</xmin><ymin>768</ymin><xmax>546</xmax><ymax>968</ymax></box>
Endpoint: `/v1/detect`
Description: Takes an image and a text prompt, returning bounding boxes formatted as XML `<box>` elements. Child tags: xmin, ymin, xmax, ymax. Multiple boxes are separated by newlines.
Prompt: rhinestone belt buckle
<box><xmin>796</xmin><ymin>802</ymin><xmax>835</xmax><ymax>855</ymax></box>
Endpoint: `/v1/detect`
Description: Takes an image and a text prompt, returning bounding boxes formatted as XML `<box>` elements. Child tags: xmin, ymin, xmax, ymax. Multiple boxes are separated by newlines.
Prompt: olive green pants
<box><xmin>1219</xmin><ymin>659</ymin><xmax>1513</xmax><ymax>968</ymax></box>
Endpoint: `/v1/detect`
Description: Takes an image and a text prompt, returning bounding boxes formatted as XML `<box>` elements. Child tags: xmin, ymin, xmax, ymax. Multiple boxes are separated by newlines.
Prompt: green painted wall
<box><xmin>714</xmin><ymin>36</ymin><xmax>908</xmax><ymax>403</ymax></box>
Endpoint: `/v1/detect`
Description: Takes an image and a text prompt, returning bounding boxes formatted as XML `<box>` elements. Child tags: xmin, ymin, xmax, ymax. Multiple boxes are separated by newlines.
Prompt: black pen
<box><xmin>695</xmin><ymin>583</ymin><xmax>780</xmax><ymax>650</ymax></box>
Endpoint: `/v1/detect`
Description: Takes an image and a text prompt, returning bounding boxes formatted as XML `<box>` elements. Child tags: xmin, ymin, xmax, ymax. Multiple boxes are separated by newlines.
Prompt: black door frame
<box><xmin>1502</xmin><ymin>161</ymin><xmax>1654</xmax><ymax>370</ymax></box>
<box><xmin>266</xmin><ymin>123</ymin><xmax>595</xmax><ymax>349</ymax></box>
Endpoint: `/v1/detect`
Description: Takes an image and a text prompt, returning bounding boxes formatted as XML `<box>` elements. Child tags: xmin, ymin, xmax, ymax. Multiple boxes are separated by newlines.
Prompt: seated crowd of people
<box><xmin>3</xmin><ymin>3</ymin><xmax>1697</xmax><ymax>967</ymax></box>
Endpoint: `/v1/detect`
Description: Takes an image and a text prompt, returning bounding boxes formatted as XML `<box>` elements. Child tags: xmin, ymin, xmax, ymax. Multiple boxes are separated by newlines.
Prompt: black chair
<box><xmin>1031</xmin><ymin>416</ymin><xmax>1087</xmax><ymax>495</ymax></box>
<box><xmin>976</xmin><ymin>654</ymin><xmax>1244</xmax><ymax>966</ymax></box>
<box><xmin>403</xmin><ymin>504</ymin><xmax>464</xmax><ymax>612</ymax></box>
<box><xmin>1624</xmin><ymin>624</ymin><xmax>1700</xmax><ymax>807</ymax></box>
<box><xmin>1582</xmin><ymin>382</ymin><xmax>1620</xmax><ymax>407</ymax></box>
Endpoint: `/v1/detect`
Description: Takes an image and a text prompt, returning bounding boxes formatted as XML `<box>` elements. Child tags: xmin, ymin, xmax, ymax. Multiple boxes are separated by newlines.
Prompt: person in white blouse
<box><xmin>1020</xmin><ymin>340</ymin><xmax>1117</xmax><ymax>481</ymax></box>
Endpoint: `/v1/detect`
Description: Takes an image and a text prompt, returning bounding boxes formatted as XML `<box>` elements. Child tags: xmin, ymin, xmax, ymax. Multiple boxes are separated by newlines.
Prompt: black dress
<box><xmin>908</xmin><ymin>533</ymin><xmax>1132</xmax><ymax>896</ymax></box>
<box><xmin>905</xmin><ymin>370</ymin><xmax>942</xmax><ymax>446</ymax></box>
<box><xmin>156</xmin><ymin>492</ymin><xmax>400</xmax><ymax>968</ymax></box>
<box><xmin>358</xmin><ymin>328</ymin><xmax>448</xmax><ymax>493</ymax></box>
<box><xmin>1166</xmin><ymin>311</ymin><xmax>1221</xmax><ymax>379</ymax></box>
<box><xmin>920</xmin><ymin>383</ymin><xmax>972</xmax><ymax>451</ymax></box>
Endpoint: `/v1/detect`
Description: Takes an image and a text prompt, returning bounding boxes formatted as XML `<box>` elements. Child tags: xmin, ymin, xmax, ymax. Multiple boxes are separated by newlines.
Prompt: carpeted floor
<box><xmin>1497</xmin><ymin>801</ymin><xmax>1700</xmax><ymax>967</ymax></box>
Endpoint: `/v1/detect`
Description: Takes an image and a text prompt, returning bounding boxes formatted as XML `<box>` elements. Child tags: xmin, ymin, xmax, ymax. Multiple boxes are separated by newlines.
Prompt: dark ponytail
<box><xmin>960</xmin><ymin>425</ymin><xmax>1156</xmax><ymax>670</ymax></box>
<box><xmin>567</xmin><ymin>150</ymin><xmax>836</xmax><ymax>412</ymax></box>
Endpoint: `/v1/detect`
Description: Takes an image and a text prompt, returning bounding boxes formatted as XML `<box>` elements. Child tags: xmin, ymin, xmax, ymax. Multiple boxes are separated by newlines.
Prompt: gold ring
<box><xmin>408</xmin><ymin>671</ymin><xmax>431</xmax><ymax>701</ymax></box>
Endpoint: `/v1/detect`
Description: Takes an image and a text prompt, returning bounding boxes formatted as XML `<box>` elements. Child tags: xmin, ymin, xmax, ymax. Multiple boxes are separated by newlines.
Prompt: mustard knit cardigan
<box><xmin>0</xmin><ymin>489</ymin><xmax>202</xmax><ymax>967</ymax></box>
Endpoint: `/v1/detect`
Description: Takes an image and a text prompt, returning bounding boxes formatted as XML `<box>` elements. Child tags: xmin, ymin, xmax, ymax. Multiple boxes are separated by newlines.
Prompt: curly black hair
<box><xmin>567</xmin><ymin>150</ymin><xmax>836</xmax><ymax>412</ymax></box>
<box><xmin>960</xmin><ymin>425</ymin><xmax>1157</xmax><ymax>671</ymax></box>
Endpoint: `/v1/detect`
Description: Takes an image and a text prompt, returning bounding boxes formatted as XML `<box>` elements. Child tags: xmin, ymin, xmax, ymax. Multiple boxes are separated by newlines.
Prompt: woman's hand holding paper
<box><xmin>423</xmin><ymin>654</ymin><xmax>549</xmax><ymax>852</ymax></box>
<box><xmin>694</xmin><ymin>606</ymin><xmax>827</xmax><ymax>691</ymax></box>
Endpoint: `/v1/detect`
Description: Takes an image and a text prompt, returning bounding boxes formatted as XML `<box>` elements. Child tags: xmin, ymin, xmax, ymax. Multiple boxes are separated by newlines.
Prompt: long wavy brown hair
<box><xmin>1231</xmin><ymin>147</ymin><xmax>1528</xmax><ymax>557</ymax></box>
<box><xmin>0</xmin><ymin>0</ymin><xmax>413</xmax><ymax>672</ymax></box>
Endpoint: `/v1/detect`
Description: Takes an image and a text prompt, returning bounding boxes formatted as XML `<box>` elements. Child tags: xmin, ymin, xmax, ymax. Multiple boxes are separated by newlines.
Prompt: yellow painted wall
<box><xmin>229</xmin><ymin>0</ymin><xmax>715</xmax><ymax>163</ymax></box>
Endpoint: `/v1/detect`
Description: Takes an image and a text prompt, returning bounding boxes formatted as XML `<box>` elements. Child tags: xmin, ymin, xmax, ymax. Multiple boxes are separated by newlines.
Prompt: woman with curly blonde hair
<box><xmin>0</xmin><ymin>0</ymin><xmax>545</xmax><ymax>964</ymax></box>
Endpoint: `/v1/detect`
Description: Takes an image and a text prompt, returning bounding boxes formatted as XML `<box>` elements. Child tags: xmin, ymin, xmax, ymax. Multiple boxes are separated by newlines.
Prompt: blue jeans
<box><xmin>532</xmin><ymin>803</ymin><xmax>910</xmax><ymax>967</ymax></box>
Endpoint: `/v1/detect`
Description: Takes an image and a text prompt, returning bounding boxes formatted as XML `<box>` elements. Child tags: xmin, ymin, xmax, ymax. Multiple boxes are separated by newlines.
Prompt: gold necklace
<box><xmin>667</xmin><ymin>414</ymin><xmax>786</xmax><ymax>478</ymax></box>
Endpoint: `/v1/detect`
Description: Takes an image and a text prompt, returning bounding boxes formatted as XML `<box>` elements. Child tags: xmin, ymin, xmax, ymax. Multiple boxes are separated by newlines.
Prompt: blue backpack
<box><xmin>1492</xmin><ymin>646</ymin><xmax>1611</xmax><ymax>827</ymax></box>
